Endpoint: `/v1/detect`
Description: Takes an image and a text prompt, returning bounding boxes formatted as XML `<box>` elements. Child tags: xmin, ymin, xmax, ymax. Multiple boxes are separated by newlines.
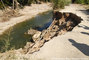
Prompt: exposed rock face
<box><xmin>22</xmin><ymin>11</ymin><xmax>82</xmax><ymax>54</ymax></box>
<box><xmin>53</xmin><ymin>11</ymin><xmax>62</xmax><ymax>20</ymax></box>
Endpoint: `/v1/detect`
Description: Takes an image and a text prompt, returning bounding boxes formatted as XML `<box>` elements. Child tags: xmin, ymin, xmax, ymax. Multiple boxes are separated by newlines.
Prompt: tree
<box><xmin>13</xmin><ymin>0</ymin><xmax>19</xmax><ymax>10</ymax></box>
<box><xmin>1</xmin><ymin>0</ymin><xmax>6</xmax><ymax>10</ymax></box>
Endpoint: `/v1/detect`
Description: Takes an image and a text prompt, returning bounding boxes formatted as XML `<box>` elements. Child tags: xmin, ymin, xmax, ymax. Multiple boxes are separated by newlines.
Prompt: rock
<box><xmin>53</xmin><ymin>11</ymin><xmax>63</xmax><ymax>20</ymax></box>
<box><xmin>48</xmin><ymin>20</ymin><xmax>57</xmax><ymax>31</ymax></box>
<box><xmin>23</xmin><ymin>11</ymin><xmax>83</xmax><ymax>54</ymax></box>
<box><xmin>51</xmin><ymin>25</ymin><xmax>59</xmax><ymax>32</ymax></box>
<box><xmin>27</xmin><ymin>40</ymin><xmax>45</xmax><ymax>54</ymax></box>
<box><xmin>68</xmin><ymin>13</ymin><xmax>83</xmax><ymax>25</ymax></box>
<box><xmin>59</xmin><ymin>16</ymin><xmax>65</xmax><ymax>25</ymax></box>
<box><xmin>58</xmin><ymin>29</ymin><xmax>67</xmax><ymax>35</ymax></box>
<box><xmin>43</xmin><ymin>32</ymin><xmax>51</xmax><ymax>40</ymax></box>
<box><xmin>63</xmin><ymin>13</ymin><xmax>70</xmax><ymax>18</ymax></box>
<box><xmin>50</xmin><ymin>32</ymin><xmax>57</xmax><ymax>38</ymax></box>
<box><xmin>32</xmin><ymin>31</ymin><xmax>41</xmax><ymax>42</ymax></box>
<box><xmin>66</xmin><ymin>21</ymin><xmax>73</xmax><ymax>26</ymax></box>
<box><xmin>27</xmin><ymin>29</ymin><xmax>40</xmax><ymax>35</ymax></box>
<box><xmin>23</xmin><ymin>42</ymin><xmax>34</xmax><ymax>54</ymax></box>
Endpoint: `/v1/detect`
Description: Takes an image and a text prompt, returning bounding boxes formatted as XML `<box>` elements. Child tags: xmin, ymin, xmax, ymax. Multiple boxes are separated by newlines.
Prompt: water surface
<box><xmin>0</xmin><ymin>11</ymin><xmax>53</xmax><ymax>52</ymax></box>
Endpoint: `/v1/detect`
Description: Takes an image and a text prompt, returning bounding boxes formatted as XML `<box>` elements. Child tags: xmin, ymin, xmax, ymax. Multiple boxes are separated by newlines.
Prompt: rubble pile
<box><xmin>22</xmin><ymin>11</ymin><xmax>83</xmax><ymax>54</ymax></box>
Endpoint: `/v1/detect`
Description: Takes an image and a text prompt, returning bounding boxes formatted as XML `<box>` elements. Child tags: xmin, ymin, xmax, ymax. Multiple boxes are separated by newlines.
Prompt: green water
<box><xmin>0</xmin><ymin>11</ymin><xmax>53</xmax><ymax>52</ymax></box>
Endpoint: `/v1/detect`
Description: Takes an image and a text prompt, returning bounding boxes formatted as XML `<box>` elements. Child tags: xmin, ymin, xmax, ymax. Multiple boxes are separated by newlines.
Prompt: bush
<box><xmin>52</xmin><ymin>0</ymin><xmax>71</xmax><ymax>9</ymax></box>
<box><xmin>75</xmin><ymin>0</ymin><xmax>89</xmax><ymax>4</ymax></box>
<box><xmin>0</xmin><ymin>27</ymin><xmax>13</xmax><ymax>52</ymax></box>
<box><xmin>75</xmin><ymin>0</ymin><xmax>84</xmax><ymax>4</ymax></box>
<box><xmin>0</xmin><ymin>0</ymin><xmax>71</xmax><ymax>9</ymax></box>
<box><xmin>0</xmin><ymin>2</ymin><xmax>3</xmax><ymax>9</ymax></box>
<box><xmin>84</xmin><ymin>0</ymin><xmax>89</xmax><ymax>4</ymax></box>
<box><xmin>65</xmin><ymin>0</ymin><xmax>71</xmax><ymax>5</ymax></box>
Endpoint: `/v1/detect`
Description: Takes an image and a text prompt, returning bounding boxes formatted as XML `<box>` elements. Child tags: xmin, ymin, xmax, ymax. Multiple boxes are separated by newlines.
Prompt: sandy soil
<box><xmin>27</xmin><ymin>4</ymin><xmax>89</xmax><ymax>60</ymax></box>
<box><xmin>0</xmin><ymin>4</ymin><xmax>89</xmax><ymax>60</ymax></box>
<box><xmin>0</xmin><ymin>3</ymin><xmax>52</xmax><ymax>35</ymax></box>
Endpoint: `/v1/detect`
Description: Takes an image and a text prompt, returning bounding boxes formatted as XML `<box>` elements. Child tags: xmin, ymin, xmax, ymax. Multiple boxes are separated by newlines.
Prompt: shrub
<box><xmin>75</xmin><ymin>0</ymin><xmax>84</xmax><ymax>4</ymax></box>
<box><xmin>84</xmin><ymin>0</ymin><xmax>89</xmax><ymax>4</ymax></box>
<box><xmin>0</xmin><ymin>2</ymin><xmax>3</xmax><ymax>9</ymax></box>
<box><xmin>75</xmin><ymin>0</ymin><xmax>89</xmax><ymax>4</ymax></box>
<box><xmin>52</xmin><ymin>0</ymin><xmax>71</xmax><ymax>9</ymax></box>
<box><xmin>65</xmin><ymin>0</ymin><xmax>71</xmax><ymax>5</ymax></box>
<box><xmin>0</xmin><ymin>27</ymin><xmax>13</xmax><ymax>52</ymax></box>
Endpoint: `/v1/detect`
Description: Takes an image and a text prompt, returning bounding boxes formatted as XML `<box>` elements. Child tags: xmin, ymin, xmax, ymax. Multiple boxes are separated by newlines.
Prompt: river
<box><xmin>0</xmin><ymin>11</ymin><xmax>53</xmax><ymax>52</ymax></box>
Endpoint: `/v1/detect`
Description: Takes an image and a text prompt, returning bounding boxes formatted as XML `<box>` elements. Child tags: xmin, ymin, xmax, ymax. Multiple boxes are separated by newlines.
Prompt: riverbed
<box><xmin>0</xmin><ymin>11</ymin><xmax>53</xmax><ymax>52</ymax></box>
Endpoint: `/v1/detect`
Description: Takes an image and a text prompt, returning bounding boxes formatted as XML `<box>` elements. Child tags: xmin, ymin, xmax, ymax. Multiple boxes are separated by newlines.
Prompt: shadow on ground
<box><xmin>81</xmin><ymin>32</ymin><xmax>89</xmax><ymax>35</ymax></box>
<box><xmin>78</xmin><ymin>25</ymin><xmax>89</xmax><ymax>30</ymax></box>
<box><xmin>79</xmin><ymin>9</ymin><xmax>89</xmax><ymax>21</ymax></box>
<box><xmin>69</xmin><ymin>39</ymin><xmax>89</xmax><ymax>56</ymax></box>
<box><xmin>79</xmin><ymin>10</ymin><xmax>89</xmax><ymax>15</ymax></box>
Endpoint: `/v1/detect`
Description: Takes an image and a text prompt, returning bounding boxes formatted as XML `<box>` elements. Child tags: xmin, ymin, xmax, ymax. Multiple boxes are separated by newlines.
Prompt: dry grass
<box><xmin>0</xmin><ymin>9</ymin><xmax>21</xmax><ymax>22</ymax></box>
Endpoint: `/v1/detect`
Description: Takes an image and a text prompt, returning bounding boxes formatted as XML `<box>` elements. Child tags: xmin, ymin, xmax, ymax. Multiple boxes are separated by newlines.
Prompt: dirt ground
<box><xmin>0</xmin><ymin>3</ymin><xmax>52</xmax><ymax>35</ymax></box>
<box><xmin>0</xmin><ymin>4</ymin><xmax>89</xmax><ymax>60</ymax></box>
<box><xmin>28</xmin><ymin>4</ymin><xmax>89</xmax><ymax>60</ymax></box>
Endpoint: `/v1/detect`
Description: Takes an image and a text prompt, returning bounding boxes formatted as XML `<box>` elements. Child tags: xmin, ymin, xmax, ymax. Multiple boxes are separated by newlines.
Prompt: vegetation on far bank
<box><xmin>52</xmin><ymin>0</ymin><xmax>71</xmax><ymax>9</ymax></box>
<box><xmin>0</xmin><ymin>0</ymin><xmax>89</xmax><ymax>10</ymax></box>
<box><xmin>0</xmin><ymin>0</ymin><xmax>72</xmax><ymax>10</ymax></box>
<box><xmin>74</xmin><ymin>0</ymin><xmax>89</xmax><ymax>4</ymax></box>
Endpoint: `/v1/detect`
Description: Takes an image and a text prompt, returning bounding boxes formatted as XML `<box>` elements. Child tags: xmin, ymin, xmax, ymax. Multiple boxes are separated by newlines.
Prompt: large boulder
<box><xmin>32</xmin><ymin>31</ymin><xmax>41</xmax><ymax>42</ymax></box>
<box><xmin>27</xmin><ymin>29</ymin><xmax>40</xmax><ymax>35</ymax></box>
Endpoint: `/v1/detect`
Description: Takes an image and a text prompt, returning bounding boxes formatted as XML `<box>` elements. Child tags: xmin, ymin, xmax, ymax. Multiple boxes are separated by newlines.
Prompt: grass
<box><xmin>0</xmin><ymin>27</ymin><xmax>13</xmax><ymax>53</ymax></box>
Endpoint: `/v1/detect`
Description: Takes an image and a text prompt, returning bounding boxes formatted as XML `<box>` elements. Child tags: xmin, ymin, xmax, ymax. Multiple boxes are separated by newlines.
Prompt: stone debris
<box><xmin>22</xmin><ymin>11</ymin><xmax>83</xmax><ymax>54</ymax></box>
<box><xmin>32</xmin><ymin>31</ymin><xmax>41</xmax><ymax>42</ymax></box>
<box><xmin>25</xmin><ymin>29</ymin><xmax>40</xmax><ymax>35</ymax></box>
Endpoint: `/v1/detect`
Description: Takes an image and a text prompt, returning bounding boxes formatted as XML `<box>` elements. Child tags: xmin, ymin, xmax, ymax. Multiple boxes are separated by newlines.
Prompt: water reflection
<box><xmin>0</xmin><ymin>11</ymin><xmax>53</xmax><ymax>52</ymax></box>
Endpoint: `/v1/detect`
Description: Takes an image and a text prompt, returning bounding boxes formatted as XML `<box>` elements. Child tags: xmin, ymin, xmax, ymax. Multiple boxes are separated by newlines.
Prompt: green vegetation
<box><xmin>0</xmin><ymin>27</ymin><xmax>13</xmax><ymax>52</ymax></box>
<box><xmin>0</xmin><ymin>0</ymin><xmax>51</xmax><ymax>8</ymax></box>
<box><xmin>0</xmin><ymin>0</ymin><xmax>71</xmax><ymax>10</ymax></box>
<box><xmin>75</xmin><ymin>0</ymin><xmax>89</xmax><ymax>4</ymax></box>
<box><xmin>52</xmin><ymin>0</ymin><xmax>71</xmax><ymax>9</ymax></box>
<box><xmin>0</xmin><ymin>0</ymin><xmax>89</xmax><ymax>10</ymax></box>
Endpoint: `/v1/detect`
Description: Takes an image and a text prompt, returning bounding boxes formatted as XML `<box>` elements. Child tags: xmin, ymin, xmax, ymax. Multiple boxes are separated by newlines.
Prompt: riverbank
<box><xmin>0</xmin><ymin>4</ymin><xmax>89</xmax><ymax>60</ymax></box>
<box><xmin>28</xmin><ymin>4</ymin><xmax>89</xmax><ymax>60</ymax></box>
<box><xmin>0</xmin><ymin>3</ymin><xmax>52</xmax><ymax>35</ymax></box>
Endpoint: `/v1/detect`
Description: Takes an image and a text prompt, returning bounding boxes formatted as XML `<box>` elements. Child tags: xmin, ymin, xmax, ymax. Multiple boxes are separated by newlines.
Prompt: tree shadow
<box><xmin>79</xmin><ymin>10</ymin><xmax>89</xmax><ymax>15</ymax></box>
<box><xmin>78</xmin><ymin>9</ymin><xmax>89</xmax><ymax>21</ymax></box>
<box><xmin>69</xmin><ymin>39</ymin><xmax>89</xmax><ymax>56</ymax></box>
<box><xmin>81</xmin><ymin>32</ymin><xmax>89</xmax><ymax>35</ymax></box>
<box><xmin>78</xmin><ymin>25</ymin><xmax>89</xmax><ymax>30</ymax></box>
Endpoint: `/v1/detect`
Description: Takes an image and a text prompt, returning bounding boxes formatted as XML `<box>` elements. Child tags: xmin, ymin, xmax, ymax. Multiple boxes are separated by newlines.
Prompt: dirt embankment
<box><xmin>0</xmin><ymin>3</ymin><xmax>52</xmax><ymax>35</ymax></box>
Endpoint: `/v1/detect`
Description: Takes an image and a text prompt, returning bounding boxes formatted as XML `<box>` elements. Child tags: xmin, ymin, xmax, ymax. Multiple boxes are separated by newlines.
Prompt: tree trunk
<box><xmin>13</xmin><ymin>0</ymin><xmax>15</xmax><ymax>10</ymax></box>
<box><xmin>13</xmin><ymin>0</ymin><xmax>19</xmax><ymax>10</ymax></box>
<box><xmin>15</xmin><ymin>0</ymin><xmax>19</xmax><ymax>10</ymax></box>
